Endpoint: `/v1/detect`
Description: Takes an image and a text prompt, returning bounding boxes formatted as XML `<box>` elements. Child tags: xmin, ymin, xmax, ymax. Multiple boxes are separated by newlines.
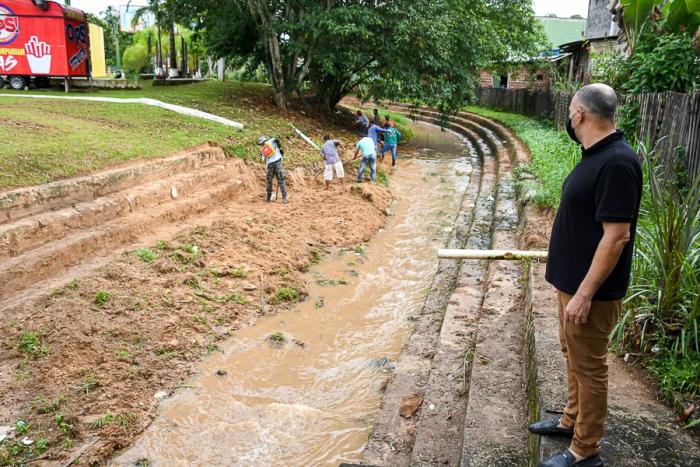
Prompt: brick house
<box><xmin>479</xmin><ymin>16</ymin><xmax>586</xmax><ymax>90</ymax></box>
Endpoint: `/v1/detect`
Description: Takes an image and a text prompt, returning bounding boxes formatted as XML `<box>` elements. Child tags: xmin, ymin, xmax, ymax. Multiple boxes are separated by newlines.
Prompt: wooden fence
<box><xmin>475</xmin><ymin>88</ymin><xmax>700</xmax><ymax>180</ymax></box>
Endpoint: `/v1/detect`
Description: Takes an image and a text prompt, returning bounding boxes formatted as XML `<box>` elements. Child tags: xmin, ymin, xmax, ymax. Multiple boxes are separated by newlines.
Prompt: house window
<box><xmin>536</xmin><ymin>73</ymin><xmax>544</xmax><ymax>81</ymax></box>
<box><xmin>499</xmin><ymin>75</ymin><xmax>508</xmax><ymax>88</ymax></box>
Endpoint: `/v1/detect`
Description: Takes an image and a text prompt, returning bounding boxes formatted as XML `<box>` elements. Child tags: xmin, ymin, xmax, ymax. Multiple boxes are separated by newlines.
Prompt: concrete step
<box><xmin>0</xmin><ymin>143</ymin><xmax>226</xmax><ymax>223</ymax></box>
<box><xmin>363</xmin><ymin>116</ymin><xmax>495</xmax><ymax>466</ymax></box>
<box><xmin>0</xmin><ymin>160</ymin><xmax>248</xmax><ymax>260</ymax></box>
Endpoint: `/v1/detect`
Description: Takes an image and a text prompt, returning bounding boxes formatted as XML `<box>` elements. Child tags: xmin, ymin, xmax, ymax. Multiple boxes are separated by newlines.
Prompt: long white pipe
<box><xmin>291</xmin><ymin>124</ymin><xmax>320</xmax><ymax>149</ymax></box>
<box><xmin>437</xmin><ymin>249</ymin><xmax>548</xmax><ymax>260</ymax></box>
<box><xmin>0</xmin><ymin>94</ymin><xmax>245</xmax><ymax>130</ymax></box>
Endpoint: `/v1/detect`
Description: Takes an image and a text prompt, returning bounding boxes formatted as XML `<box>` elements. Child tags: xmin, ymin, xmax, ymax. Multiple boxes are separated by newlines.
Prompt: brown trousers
<box><xmin>557</xmin><ymin>291</ymin><xmax>621</xmax><ymax>457</ymax></box>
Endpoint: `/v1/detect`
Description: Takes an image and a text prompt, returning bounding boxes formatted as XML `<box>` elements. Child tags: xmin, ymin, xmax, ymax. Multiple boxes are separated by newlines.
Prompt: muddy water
<box><xmin>113</xmin><ymin>123</ymin><xmax>475</xmax><ymax>467</ymax></box>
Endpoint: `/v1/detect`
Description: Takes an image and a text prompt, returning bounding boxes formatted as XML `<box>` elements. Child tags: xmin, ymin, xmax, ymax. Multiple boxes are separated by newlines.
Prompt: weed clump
<box><xmin>18</xmin><ymin>331</ymin><xmax>48</xmax><ymax>356</ymax></box>
<box><xmin>94</xmin><ymin>290</ymin><xmax>112</xmax><ymax>307</ymax></box>
<box><xmin>136</xmin><ymin>248</ymin><xmax>158</xmax><ymax>263</ymax></box>
<box><xmin>270</xmin><ymin>287</ymin><xmax>301</xmax><ymax>305</ymax></box>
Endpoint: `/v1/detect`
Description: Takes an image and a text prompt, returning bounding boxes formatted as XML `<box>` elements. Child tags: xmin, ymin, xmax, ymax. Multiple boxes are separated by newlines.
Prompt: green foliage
<box><xmin>612</xmin><ymin>143</ymin><xmax>700</xmax><ymax>359</ymax></box>
<box><xmin>270</xmin><ymin>287</ymin><xmax>301</xmax><ymax>305</ymax></box>
<box><xmin>465</xmin><ymin>106</ymin><xmax>578</xmax><ymax>209</ymax></box>
<box><xmin>617</xmin><ymin>99</ymin><xmax>641</xmax><ymax>144</ymax></box>
<box><xmin>122</xmin><ymin>43</ymin><xmax>149</xmax><ymax>75</ymax></box>
<box><xmin>94</xmin><ymin>291</ymin><xmax>112</xmax><ymax>307</ymax></box>
<box><xmin>54</xmin><ymin>414</ymin><xmax>74</xmax><ymax>435</ymax></box>
<box><xmin>18</xmin><ymin>331</ymin><xmax>49</xmax><ymax>357</ymax></box>
<box><xmin>624</xmin><ymin>31</ymin><xmax>699</xmax><ymax>93</ymax></box>
<box><xmin>219</xmin><ymin>292</ymin><xmax>248</xmax><ymax>305</ymax></box>
<box><xmin>135</xmin><ymin>248</ymin><xmax>158</xmax><ymax>263</ymax></box>
<box><xmin>589</xmin><ymin>48</ymin><xmax>630</xmax><ymax>90</ymax></box>
<box><xmin>171</xmin><ymin>0</ymin><xmax>546</xmax><ymax>111</ymax></box>
<box><xmin>14</xmin><ymin>420</ymin><xmax>28</xmax><ymax>436</ymax></box>
<box><xmin>645</xmin><ymin>350</ymin><xmax>700</xmax><ymax>402</ymax></box>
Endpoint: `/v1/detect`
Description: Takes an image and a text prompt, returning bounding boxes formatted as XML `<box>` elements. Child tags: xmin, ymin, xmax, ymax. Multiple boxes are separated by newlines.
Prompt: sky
<box><xmin>64</xmin><ymin>0</ymin><xmax>590</xmax><ymax>19</ymax></box>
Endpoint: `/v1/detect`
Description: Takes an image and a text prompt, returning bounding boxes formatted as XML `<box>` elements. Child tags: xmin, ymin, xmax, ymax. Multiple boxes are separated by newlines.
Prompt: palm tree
<box><xmin>127</xmin><ymin>0</ymin><xmax>178</xmax><ymax>78</ymax></box>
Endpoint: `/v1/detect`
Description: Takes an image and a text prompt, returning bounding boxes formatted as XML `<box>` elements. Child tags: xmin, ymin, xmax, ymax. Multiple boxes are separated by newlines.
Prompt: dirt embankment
<box><xmin>0</xmin><ymin>162</ymin><xmax>391</xmax><ymax>465</ymax></box>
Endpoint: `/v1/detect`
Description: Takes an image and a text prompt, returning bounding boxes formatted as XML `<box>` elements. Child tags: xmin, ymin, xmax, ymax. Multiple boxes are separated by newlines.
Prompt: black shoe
<box><xmin>539</xmin><ymin>450</ymin><xmax>603</xmax><ymax>467</ymax></box>
<box><xmin>528</xmin><ymin>418</ymin><xmax>574</xmax><ymax>437</ymax></box>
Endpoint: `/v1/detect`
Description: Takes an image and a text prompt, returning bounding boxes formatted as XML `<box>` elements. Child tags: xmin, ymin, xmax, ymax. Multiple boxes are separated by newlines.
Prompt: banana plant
<box><xmin>618</xmin><ymin>0</ymin><xmax>700</xmax><ymax>52</ymax></box>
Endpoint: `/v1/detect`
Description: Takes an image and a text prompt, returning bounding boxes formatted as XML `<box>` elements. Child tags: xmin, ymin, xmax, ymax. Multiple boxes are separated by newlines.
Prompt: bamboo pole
<box><xmin>437</xmin><ymin>249</ymin><xmax>548</xmax><ymax>260</ymax></box>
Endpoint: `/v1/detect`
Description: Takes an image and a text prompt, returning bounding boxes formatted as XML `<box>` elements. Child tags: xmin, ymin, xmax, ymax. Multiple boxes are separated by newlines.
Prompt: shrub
<box><xmin>122</xmin><ymin>43</ymin><xmax>148</xmax><ymax>76</ymax></box>
<box><xmin>612</xmin><ymin>143</ymin><xmax>700</xmax><ymax>358</ymax></box>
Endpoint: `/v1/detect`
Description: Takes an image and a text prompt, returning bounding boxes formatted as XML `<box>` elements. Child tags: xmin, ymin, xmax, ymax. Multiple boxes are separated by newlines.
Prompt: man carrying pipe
<box><xmin>258</xmin><ymin>135</ymin><xmax>287</xmax><ymax>204</ymax></box>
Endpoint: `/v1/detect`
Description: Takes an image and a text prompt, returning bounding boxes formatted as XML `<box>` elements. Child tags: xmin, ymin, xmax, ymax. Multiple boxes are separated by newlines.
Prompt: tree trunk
<box><xmin>147</xmin><ymin>33</ymin><xmax>153</xmax><ymax>73</ymax></box>
<box><xmin>217</xmin><ymin>57</ymin><xmax>226</xmax><ymax>81</ymax></box>
<box><xmin>207</xmin><ymin>56</ymin><xmax>214</xmax><ymax>78</ymax></box>
<box><xmin>168</xmin><ymin>22</ymin><xmax>178</xmax><ymax>78</ymax></box>
<box><xmin>156</xmin><ymin>25</ymin><xmax>163</xmax><ymax>75</ymax></box>
<box><xmin>247</xmin><ymin>0</ymin><xmax>288</xmax><ymax>109</ymax></box>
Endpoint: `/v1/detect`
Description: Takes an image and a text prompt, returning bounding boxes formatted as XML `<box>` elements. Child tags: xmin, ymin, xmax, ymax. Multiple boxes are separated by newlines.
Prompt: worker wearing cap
<box><xmin>258</xmin><ymin>135</ymin><xmax>287</xmax><ymax>204</ymax></box>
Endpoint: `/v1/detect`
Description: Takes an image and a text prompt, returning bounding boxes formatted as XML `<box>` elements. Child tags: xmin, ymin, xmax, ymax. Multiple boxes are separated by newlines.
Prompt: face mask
<box><xmin>565</xmin><ymin>114</ymin><xmax>581</xmax><ymax>145</ymax></box>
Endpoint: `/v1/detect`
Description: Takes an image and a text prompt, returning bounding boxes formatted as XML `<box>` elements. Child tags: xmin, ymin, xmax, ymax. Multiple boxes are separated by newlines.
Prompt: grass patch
<box><xmin>465</xmin><ymin>105</ymin><xmax>579</xmax><ymax>209</ymax></box>
<box><xmin>94</xmin><ymin>290</ymin><xmax>112</xmax><ymax>307</ymax></box>
<box><xmin>229</xmin><ymin>268</ymin><xmax>248</xmax><ymax>278</ymax></box>
<box><xmin>135</xmin><ymin>247</ymin><xmax>158</xmax><ymax>263</ymax></box>
<box><xmin>219</xmin><ymin>292</ymin><xmax>249</xmax><ymax>305</ymax></box>
<box><xmin>270</xmin><ymin>287</ymin><xmax>301</xmax><ymax>305</ymax></box>
<box><xmin>1</xmin><ymin>80</ymin><xmax>344</xmax><ymax>190</ymax></box>
<box><xmin>18</xmin><ymin>331</ymin><xmax>49</xmax><ymax>357</ymax></box>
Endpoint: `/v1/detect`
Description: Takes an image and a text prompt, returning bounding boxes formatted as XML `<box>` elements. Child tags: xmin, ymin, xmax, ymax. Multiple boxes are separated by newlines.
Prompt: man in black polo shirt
<box><xmin>529</xmin><ymin>84</ymin><xmax>643</xmax><ymax>467</ymax></box>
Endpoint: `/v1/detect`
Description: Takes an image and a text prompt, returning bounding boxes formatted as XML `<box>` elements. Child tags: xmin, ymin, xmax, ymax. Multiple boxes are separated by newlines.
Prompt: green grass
<box><xmin>1</xmin><ymin>81</ymin><xmax>345</xmax><ymax>191</ymax></box>
<box><xmin>270</xmin><ymin>286</ymin><xmax>301</xmax><ymax>305</ymax></box>
<box><xmin>135</xmin><ymin>248</ymin><xmax>158</xmax><ymax>263</ymax></box>
<box><xmin>464</xmin><ymin>106</ymin><xmax>580</xmax><ymax>209</ymax></box>
<box><xmin>94</xmin><ymin>290</ymin><xmax>112</xmax><ymax>307</ymax></box>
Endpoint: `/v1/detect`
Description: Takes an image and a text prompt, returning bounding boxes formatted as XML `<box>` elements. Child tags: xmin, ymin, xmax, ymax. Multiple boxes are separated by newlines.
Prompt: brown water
<box><xmin>112</xmin><ymin>123</ymin><xmax>474</xmax><ymax>466</ymax></box>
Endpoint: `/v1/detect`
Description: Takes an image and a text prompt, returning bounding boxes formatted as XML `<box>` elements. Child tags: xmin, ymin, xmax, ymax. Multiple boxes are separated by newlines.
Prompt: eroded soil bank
<box><xmin>0</xmin><ymin>159</ymin><xmax>391</xmax><ymax>465</ymax></box>
<box><xmin>110</xmin><ymin>122</ymin><xmax>473</xmax><ymax>466</ymax></box>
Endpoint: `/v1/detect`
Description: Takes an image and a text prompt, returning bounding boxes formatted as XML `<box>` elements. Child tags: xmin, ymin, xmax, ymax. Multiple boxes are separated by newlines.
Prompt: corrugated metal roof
<box><xmin>537</xmin><ymin>17</ymin><xmax>587</xmax><ymax>48</ymax></box>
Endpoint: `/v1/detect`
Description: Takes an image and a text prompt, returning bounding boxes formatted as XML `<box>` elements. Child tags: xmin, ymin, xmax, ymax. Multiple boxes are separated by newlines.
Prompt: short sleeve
<box><xmin>594</xmin><ymin>163</ymin><xmax>640</xmax><ymax>223</ymax></box>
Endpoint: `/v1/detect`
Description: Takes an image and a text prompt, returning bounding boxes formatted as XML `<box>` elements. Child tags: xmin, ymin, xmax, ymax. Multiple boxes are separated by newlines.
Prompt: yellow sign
<box><xmin>88</xmin><ymin>23</ymin><xmax>107</xmax><ymax>78</ymax></box>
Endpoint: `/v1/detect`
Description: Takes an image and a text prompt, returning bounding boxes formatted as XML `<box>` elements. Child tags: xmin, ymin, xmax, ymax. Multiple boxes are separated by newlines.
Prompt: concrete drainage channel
<box><xmin>352</xmin><ymin>105</ymin><xmax>700</xmax><ymax>467</ymax></box>
<box><xmin>0</xmin><ymin>143</ymin><xmax>258</xmax><ymax>310</ymax></box>
<box><xmin>356</xmin><ymin>107</ymin><xmax>531</xmax><ymax>466</ymax></box>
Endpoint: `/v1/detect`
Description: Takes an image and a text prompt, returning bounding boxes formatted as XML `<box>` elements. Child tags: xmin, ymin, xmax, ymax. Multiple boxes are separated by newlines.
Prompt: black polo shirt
<box><xmin>546</xmin><ymin>130</ymin><xmax>642</xmax><ymax>301</ymax></box>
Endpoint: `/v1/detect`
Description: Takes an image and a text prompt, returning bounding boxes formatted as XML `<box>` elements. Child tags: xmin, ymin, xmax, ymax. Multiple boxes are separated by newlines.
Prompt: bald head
<box><xmin>573</xmin><ymin>84</ymin><xmax>618</xmax><ymax>122</ymax></box>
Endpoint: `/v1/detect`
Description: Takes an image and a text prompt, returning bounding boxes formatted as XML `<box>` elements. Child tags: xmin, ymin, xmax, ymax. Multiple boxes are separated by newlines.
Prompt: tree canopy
<box><xmin>170</xmin><ymin>0</ymin><xmax>547</xmax><ymax>110</ymax></box>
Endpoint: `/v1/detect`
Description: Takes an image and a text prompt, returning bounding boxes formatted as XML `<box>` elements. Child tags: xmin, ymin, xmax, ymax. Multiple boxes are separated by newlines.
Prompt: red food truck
<box><xmin>0</xmin><ymin>0</ymin><xmax>89</xmax><ymax>89</ymax></box>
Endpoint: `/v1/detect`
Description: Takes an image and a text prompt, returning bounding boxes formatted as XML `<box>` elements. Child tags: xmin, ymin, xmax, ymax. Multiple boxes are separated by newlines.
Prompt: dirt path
<box><xmin>0</xmin><ymin>158</ymin><xmax>391</xmax><ymax>465</ymax></box>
